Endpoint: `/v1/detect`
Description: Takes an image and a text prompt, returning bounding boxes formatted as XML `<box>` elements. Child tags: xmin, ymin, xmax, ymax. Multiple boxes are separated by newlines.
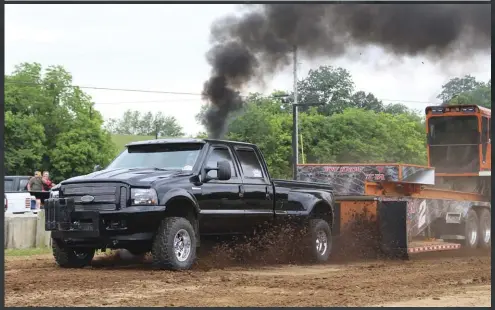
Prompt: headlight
<box><xmin>50</xmin><ymin>191</ymin><xmax>59</xmax><ymax>198</ymax></box>
<box><xmin>131</xmin><ymin>188</ymin><xmax>158</xmax><ymax>206</ymax></box>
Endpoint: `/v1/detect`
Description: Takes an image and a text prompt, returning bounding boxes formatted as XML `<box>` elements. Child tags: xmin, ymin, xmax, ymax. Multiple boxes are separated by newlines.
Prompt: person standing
<box><xmin>42</xmin><ymin>171</ymin><xmax>55</xmax><ymax>191</ymax></box>
<box><xmin>27</xmin><ymin>171</ymin><xmax>43</xmax><ymax>191</ymax></box>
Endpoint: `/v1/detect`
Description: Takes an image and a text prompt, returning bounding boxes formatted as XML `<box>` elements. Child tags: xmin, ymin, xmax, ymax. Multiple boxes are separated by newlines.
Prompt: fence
<box><xmin>4</xmin><ymin>210</ymin><xmax>52</xmax><ymax>249</ymax></box>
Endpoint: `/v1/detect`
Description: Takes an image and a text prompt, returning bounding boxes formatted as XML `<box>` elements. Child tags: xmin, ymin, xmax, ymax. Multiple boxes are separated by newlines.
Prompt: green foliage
<box><xmin>226</xmin><ymin>100</ymin><xmax>293</xmax><ymax>179</ymax></box>
<box><xmin>111</xmin><ymin>134</ymin><xmax>155</xmax><ymax>153</ymax></box>
<box><xmin>194</xmin><ymin>132</ymin><xmax>209</xmax><ymax>139</ymax></box>
<box><xmin>5</xmin><ymin>247</ymin><xmax>53</xmax><ymax>257</ymax></box>
<box><xmin>106</xmin><ymin>109</ymin><xmax>184</xmax><ymax>137</ymax></box>
<box><xmin>215</xmin><ymin>65</ymin><xmax>428</xmax><ymax>176</ymax></box>
<box><xmin>321</xmin><ymin>109</ymin><xmax>426</xmax><ymax>164</ymax></box>
<box><xmin>224</xmin><ymin>94</ymin><xmax>427</xmax><ymax>178</ymax></box>
<box><xmin>296</xmin><ymin>66</ymin><xmax>356</xmax><ymax>116</ymax></box>
<box><xmin>350</xmin><ymin>91</ymin><xmax>385</xmax><ymax>112</ymax></box>
<box><xmin>448</xmin><ymin>82</ymin><xmax>491</xmax><ymax>108</ymax></box>
<box><xmin>438</xmin><ymin>75</ymin><xmax>491</xmax><ymax>108</ymax></box>
<box><xmin>4</xmin><ymin>111</ymin><xmax>46</xmax><ymax>175</ymax></box>
<box><xmin>4</xmin><ymin>62</ymin><xmax>116</xmax><ymax>182</ymax></box>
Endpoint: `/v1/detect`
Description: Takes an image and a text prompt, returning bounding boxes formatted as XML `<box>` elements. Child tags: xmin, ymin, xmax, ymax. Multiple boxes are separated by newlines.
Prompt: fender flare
<box><xmin>160</xmin><ymin>188</ymin><xmax>201</xmax><ymax>214</ymax></box>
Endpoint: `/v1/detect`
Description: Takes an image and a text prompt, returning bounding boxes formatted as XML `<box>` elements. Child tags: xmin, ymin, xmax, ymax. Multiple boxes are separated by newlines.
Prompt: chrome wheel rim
<box><xmin>174</xmin><ymin>229</ymin><xmax>191</xmax><ymax>262</ymax></box>
<box><xmin>481</xmin><ymin>215</ymin><xmax>491</xmax><ymax>244</ymax></box>
<box><xmin>467</xmin><ymin>218</ymin><xmax>478</xmax><ymax>246</ymax></box>
<box><xmin>315</xmin><ymin>230</ymin><xmax>328</xmax><ymax>256</ymax></box>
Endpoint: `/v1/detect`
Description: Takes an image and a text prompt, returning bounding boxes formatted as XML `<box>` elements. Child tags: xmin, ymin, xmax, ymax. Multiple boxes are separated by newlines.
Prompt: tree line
<box><xmin>4</xmin><ymin>62</ymin><xmax>491</xmax><ymax>181</ymax></box>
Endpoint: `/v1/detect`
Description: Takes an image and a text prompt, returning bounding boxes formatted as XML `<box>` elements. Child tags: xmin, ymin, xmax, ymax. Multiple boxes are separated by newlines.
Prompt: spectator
<box><xmin>27</xmin><ymin>171</ymin><xmax>43</xmax><ymax>191</ymax></box>
<box><xmin>42</xmin><ymin>171</ymin><xmax>55</xmax><ymax>191</ymax></box>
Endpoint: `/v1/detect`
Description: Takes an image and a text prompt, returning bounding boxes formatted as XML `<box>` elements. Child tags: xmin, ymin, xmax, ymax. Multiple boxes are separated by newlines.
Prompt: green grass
<box><xmin>5</xmin><ymin>247</ymin><xmax>52</xmax><ymax>257</ymax></box>
<box><xmin>111</xmin><ymin>134</ymin><xmax>155</xmax><ymax>153</ymax></box>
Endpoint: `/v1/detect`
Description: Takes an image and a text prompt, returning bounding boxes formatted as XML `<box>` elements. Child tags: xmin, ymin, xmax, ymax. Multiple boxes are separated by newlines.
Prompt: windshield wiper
<box><xmin>150</xmin><ymin>167</ymin><xmax>179</xmax><ymax>171</ymax></box>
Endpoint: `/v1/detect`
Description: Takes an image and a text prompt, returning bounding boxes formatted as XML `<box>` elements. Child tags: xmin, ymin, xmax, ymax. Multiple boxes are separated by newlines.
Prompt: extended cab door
<box><xmin>196</xmin><ymin>144</ymin><xmax>245</xmax><ymax>235</ymax></box>
<box><xmin>233</xmin><ymin>146</ymin><xmax>274</xmax><ymax>229</ymax></box>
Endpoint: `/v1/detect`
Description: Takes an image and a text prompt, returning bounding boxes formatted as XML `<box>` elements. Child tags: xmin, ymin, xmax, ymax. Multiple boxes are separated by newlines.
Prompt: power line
<box><xmin>4</xmin><ymin>81</ymin><xmax>203</xmax><ymax>96</ymax></box>
<box><xmin>95</xmin><ymin>98</ymin><xmax>202</xmax><ymax>105</ymax></box>
<box><xmin>5</xmin><ymin>80</ymin><xmax>440</xmax><ymax>105</ymax></box>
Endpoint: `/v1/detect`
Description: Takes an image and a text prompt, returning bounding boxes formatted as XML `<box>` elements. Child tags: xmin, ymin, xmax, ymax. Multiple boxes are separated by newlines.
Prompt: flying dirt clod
<box><xmin>200</xmin><ymin>3</ymin><xmax>491</xmax><ymax>138</ymax></box>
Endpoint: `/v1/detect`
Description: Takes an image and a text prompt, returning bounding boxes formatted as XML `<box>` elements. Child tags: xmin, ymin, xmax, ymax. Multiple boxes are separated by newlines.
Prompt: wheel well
<box><xmin>310</xmin><ymin>201</ymin><xmax>333</xmax><ymax>228</ymax></box>
<box><xmin>162</xmin><ymin>196</ymin><xmax>199</xmax><ymax>242</ymax></box>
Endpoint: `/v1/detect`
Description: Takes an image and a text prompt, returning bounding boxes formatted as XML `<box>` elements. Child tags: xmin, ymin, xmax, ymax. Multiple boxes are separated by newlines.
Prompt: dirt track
<box><xmin>5</xmin><ymin>250</ymin><xmax>491</xmax><ymax>307</ymax></box>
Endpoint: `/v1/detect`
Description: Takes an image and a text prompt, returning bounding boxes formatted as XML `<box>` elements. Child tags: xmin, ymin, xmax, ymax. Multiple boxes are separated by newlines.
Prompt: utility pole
<box><xmin>292</xmin><ymin>46</ymin><xmax>299</xmax><ymax>180</ymax></box>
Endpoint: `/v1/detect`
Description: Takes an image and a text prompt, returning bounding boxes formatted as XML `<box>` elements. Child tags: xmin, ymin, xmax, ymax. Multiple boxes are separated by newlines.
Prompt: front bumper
<box><xmin>44</xmin><ymin>198</ymin><xmax>166</xmax><ymax>242</ymax></box>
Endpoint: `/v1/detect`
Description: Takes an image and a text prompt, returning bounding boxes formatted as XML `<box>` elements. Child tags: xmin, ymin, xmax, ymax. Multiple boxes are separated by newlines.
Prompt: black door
<box><xmin>196</xmin><ymin>145</ymin><xmax>245</xmax><ymax>235</ymax></box>
<box><xmin>234</xmin><ymin>146</ymin><xmax>274</xmax><ymax>231</ymax></box>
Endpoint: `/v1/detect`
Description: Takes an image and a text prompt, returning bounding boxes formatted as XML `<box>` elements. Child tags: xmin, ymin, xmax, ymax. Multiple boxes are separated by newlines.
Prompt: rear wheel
<box><xmin>306</xmin><ymin>219</ymin><xmax>332</xmax><ymax>263</ymax></box>
<box><xmin>463</xmin><ymin>209</ymin><xmax>480</xmax><ymax>249</ymax></box>
<box><xmin>478</xmin><ymin>208</ymin><xmax>491</xmax><ymax>249</ymax></box>
<box><xmin>52</xmin><ymin>239</ymin><xmax>95</xmax><ymax>268</ymax></box>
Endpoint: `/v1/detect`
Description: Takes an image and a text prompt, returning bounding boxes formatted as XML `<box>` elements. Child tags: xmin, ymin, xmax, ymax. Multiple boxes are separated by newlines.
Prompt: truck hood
<box><xmin>61</xmin><ymin>168</ymin><xmax>193</xmax><ymax>187</ymax></box>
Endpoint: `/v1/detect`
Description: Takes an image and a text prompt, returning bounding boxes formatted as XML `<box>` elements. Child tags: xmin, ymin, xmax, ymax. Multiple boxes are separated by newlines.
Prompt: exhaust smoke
<box><xmin>200</xmin><ymin>4</ymin><xmax>491</xmax><ymax>138</ymax></box>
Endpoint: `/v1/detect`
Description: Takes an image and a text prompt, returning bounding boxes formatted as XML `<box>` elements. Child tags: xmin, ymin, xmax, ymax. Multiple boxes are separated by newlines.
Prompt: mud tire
<box><xmin>463</xmin><ymin>209</ymin><xmax>480</xmax><ymax>249</ymax></box>
<box><xmin>52</xmin><ymin>238</ymin><xmax>95</xmax><ymax>268</ymax></box>
<box><xmin>307</xmin><ymin>219</ymin><xmax>332</xmax><ymax>263</ymax></box>
<box><xmin>151</xmin><ymin>217</ymin><xmax>197</xmax><ymax>271</ymax></box>
<box><xmin>477</xmin><ymin>208</ymin><xmax>491</xmax><ymax>250</ymax></box>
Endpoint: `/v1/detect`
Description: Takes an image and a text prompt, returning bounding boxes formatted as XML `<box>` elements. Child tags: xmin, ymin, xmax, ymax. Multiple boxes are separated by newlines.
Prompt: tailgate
<box><xmin>5</xmin><ymin>193</ymin><xmax>32</xmax><ymax>213</ymax></box>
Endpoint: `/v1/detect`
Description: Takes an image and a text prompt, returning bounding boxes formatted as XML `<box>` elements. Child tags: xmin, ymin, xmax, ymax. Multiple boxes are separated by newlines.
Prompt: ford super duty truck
<box><xmin>45</xmin><ymin>139</ymin><xmax>335</xmax><ymax>270</ymax></box>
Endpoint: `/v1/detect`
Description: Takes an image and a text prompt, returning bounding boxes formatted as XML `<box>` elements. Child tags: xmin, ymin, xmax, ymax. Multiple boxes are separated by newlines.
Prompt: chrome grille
<box><xmin>60</xmin><ymin>183</ymin><xmax>129</xmax><ymax>211</ymax></box>
<box><xmin>120</xmin><ymin>187</ymin><xmax>128</xmax><ymax>208</ymax></box>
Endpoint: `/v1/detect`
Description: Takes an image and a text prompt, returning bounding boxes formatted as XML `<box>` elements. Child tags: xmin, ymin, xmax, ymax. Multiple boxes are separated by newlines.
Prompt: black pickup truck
<box><xmin>45</xmin><ymin>139</ymin><xmax>335</xmax><ymax>270</ymax></box>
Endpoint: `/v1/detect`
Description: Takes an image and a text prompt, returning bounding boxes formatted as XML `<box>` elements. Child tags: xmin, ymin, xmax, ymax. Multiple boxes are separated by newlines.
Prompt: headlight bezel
<box><xmin>130</xmin><ymin>188</ymin><xmax>158</xmax><ymax>206</ymax></box>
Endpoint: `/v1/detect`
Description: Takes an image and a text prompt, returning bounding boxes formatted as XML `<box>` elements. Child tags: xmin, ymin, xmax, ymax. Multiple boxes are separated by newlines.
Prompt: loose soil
<box><xmin>5</xmin><ymin>249</ymin><xmax>491</xmax><ymax>307</ymax></box>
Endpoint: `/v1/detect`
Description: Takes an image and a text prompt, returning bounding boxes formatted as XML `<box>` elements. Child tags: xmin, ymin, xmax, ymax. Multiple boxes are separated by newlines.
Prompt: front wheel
<box><xmin>151</xmin><ymin>217</ymin><xmax>197</xmax><ymax>271</ymax></box>
<box><xmin>306</xmin><ymin>219</ymin><xmax>332</xmax><ymax>263</ymax></box>
<box><xmin>52</xmin><ymin>238</ymin><xmax>95</xmax><ymax>268</ymax></box>
<box><xmin>478</xmin><ymin>208</ymin><xmax>491</xmax><ymax>249</ymax></box>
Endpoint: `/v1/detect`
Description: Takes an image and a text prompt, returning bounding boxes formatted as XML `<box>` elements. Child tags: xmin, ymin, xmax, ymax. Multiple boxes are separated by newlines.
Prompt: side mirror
<box><xmin>203</xmin><ymin>160</ymin><xmax>231</xmax><ymax>182</ymax></box>
<box><xmin>93</xmin><ymin>165</ymin><xmax>102</xmax><ymax>172</ymax></box>
<box><xmin>216</xmin><ymin>160</ymin><xmax>231</xmax><ymax>181</ymax></box>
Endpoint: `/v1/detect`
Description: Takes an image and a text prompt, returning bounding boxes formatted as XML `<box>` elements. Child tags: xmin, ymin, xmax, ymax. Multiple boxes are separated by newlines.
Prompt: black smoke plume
<box><xmin>201</xmin><ymin>4</ymin><xmax>491</xmax><ymax>138</ymax></box>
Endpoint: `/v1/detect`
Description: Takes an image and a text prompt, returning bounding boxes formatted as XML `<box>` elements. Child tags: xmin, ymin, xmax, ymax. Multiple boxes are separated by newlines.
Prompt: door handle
<box><xmin>265</xmin><ymin>186</ymin><xmax>270</xmax><ymax>199</ymax></box>
<box><xmin>239</xmin><ymin>185</ymin><xmax>245</xmax><ymax>198</ymax></box>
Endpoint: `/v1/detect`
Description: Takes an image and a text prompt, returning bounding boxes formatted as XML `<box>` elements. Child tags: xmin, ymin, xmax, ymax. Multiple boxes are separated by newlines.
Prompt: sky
<box><xmin>5</xmin><ymin>4</ymin><xmax>491</xmax><ymax>136</ymax></box>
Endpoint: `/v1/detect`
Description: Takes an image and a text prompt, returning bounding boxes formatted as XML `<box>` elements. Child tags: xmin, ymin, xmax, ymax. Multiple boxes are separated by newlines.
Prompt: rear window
<box><xmin>236</xmin><ymin>148</ymin><xmax>264</xmax><ymax>178</ymax></box>
<box><xmin>4</xmin><ymin>179</ymin><xmax>14</xmax><ymax>191</ymax></box>
<box><xmin>19</xmin><ymin>179</ymin><xmax>29</xmax><ymax>191</ymax></box>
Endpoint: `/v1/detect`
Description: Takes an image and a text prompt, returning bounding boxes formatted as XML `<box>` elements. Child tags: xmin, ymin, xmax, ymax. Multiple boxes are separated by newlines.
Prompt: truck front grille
<box><xmin>60</xmin><ymin>183</ymin><xmax>129</xmax><ymax>211</ymax></box>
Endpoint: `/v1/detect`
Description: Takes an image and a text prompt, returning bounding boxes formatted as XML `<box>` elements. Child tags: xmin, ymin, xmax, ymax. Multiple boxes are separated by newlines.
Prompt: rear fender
<box><xmin>288</xmin><ymin>190</ymin><xmax>334</xmax><ymax>217</ymax></box>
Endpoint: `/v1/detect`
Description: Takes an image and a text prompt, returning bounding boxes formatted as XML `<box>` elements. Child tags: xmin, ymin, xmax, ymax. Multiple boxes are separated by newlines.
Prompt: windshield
<box><xmin>428</xmin><ymin>116</ymin><xmax>479</xmax><ymax>145</ymax></box>
<box><xmin>106</xmin><ymin>143</ymin><xmax>204</xmax><ymax>171</ymax></box>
